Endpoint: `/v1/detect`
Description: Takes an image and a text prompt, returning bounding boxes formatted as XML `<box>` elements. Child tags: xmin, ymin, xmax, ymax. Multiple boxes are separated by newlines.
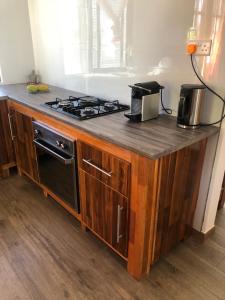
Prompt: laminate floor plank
<box><xmin>215</xmin><ymin>209</ymin><xmax>225</xmax><ymax>230</ymax></box>
<box><xmin>1</xmin><ymin>174</ymin><xmax>225</xmax><ymax>300</ymax></box>
<box><xmin>148</xmin><ymin>259</ymin><xmax>218</xmax><ymax>300</ymax></box>
<box><xmin>0</xmin><ymin>254</ymin><xmax>31</xmax><ymax>300</ymax></box>
<box><xmin>165</xmin><ymin>245</ymin><xmax>225</xmax><ymax>299</ymax></box>
<box><xmin>185</xmin><ymin>237</ymin><xmax>225</xmax><ymax>269</ymax></box>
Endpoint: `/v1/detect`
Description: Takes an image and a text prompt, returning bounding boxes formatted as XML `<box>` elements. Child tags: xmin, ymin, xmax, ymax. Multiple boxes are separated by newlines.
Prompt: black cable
<box><xmin>190</xmin><ymin>54</ymin><xmax>225</xmax><ymax>126</ymax></box>
<box><xmin>160</xmin><ymin>89</ymin><xmax>172</xmax><ymax>115</ymax></box>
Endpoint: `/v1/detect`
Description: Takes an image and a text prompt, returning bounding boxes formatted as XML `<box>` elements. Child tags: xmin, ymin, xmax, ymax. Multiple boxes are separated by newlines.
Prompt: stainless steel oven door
<box><xmin>34</xmin><ymin>139</ymin><xmax>79</xmax><ymax>212</ymax></box>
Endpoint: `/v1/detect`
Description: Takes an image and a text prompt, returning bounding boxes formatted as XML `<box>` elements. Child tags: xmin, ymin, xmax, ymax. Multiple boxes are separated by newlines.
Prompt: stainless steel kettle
<box><xmin>177</xmin><ymin>84</ymin><xmax>206</xmax><ymax>129</ymax></box>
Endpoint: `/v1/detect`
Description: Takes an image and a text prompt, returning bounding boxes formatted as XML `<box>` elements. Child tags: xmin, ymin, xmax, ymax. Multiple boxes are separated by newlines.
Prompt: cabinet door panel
<box><xmin>0</xmin><ymin>101</ymin><xmax>15</xmax><ymax>166</ymax></box>
<box><xmin>12</xmin><ymin>110</ymin><xmax>39</xmax><ymax>181</ymax></box>
<box><xmin>80</xmin><ymin>170</ymin><xmax>129</xmax><ymax>257</ymax></box>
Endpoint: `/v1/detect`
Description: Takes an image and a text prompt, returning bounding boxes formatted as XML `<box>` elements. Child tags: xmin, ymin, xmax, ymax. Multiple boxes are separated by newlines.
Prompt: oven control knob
<box><xmin>56</xmin><ymin>140</ymin><xmax>61</xmax><ymax>147</ymax></box>
<box><xmin>34</xmin><ymin>129</ymin><xmax>40</xmax><ymax>136</ymax></box>
<box><xmin>61</xmin><ymin>143</ymin><xmax>66</xmax><ymax>150</ymax></box>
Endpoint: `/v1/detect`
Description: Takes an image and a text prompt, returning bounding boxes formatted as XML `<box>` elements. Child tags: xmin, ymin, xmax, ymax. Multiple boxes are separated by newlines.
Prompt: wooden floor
<box><xmin>1</xmin><ymin>174</ymin><xmax>225</xmax><ymax>300</ymax></box>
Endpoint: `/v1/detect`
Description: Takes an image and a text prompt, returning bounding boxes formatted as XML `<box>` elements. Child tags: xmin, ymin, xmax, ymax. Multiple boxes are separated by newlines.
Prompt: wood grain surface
<box><xmin>0</xmin><ymin>84</ymin><xmax>218</xmax><ymax>160</ymax></box>
<box><xmin>153</xmin><ymin>139</ymin><xmax>207</xmax><ymax>262</ymax></box>
<box><xmin>79</xmin><ymin>170</ymin><xmax>129</xmax><ymax>258</ymax></box>
<box><xmin>11</xmin><ymin>109</ymin><xmax>39</xmax><ymax>182</ymax></box>
<box><xmin>127</xmin><ymin>154</ymin><xmax>160</xmax><ymax>279</ymax></box>
<box><xmin>78</xmin><ymin>141</ymin><xmax>131</xmax><ymax>197</ymax></box>
<box><xmin>0</xmin><ymin>101</ymin><xmax>15</xmax><ymax>171</ymax></box>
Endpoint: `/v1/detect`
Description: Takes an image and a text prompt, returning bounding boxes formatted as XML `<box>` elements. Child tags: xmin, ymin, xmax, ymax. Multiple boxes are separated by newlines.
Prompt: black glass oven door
<box><xmin>34</xmin><ymin>139</ymin><xmax>79</xmax><ymax>211</ymax></box>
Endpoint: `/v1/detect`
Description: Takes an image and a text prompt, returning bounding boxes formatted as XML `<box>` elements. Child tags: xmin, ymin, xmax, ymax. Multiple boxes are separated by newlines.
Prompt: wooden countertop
<box><xmin>0</xmin><ymin>84</ymin><xmax>219</xmax><ymax>159</ymax></box>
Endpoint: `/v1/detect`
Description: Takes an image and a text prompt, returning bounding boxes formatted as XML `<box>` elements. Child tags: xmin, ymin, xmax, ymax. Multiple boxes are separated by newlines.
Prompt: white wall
<box><xmin>0</xmin><ymin>0</ymin><xmax>34</xmax><ymax>84</ymax></box>
<box><xmin>28</xmin><ymin>0</ymin><xmax>196</xmax><ymax>110</ymax></box>
<box><xmin>202</xmin><ymin>121</ymin><xmax>225</xmax><ymax>233</ymax></box>
<box><xmin>192</xmin><ymin>0</ymin><xmax>225</xmax><ymax>232</ymax></box>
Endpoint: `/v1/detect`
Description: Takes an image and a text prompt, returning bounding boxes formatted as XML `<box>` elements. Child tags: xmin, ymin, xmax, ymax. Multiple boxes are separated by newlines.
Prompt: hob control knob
<box><xmin>61</xmin><ymin>143</ymin><xmax>66</xmax><ymax>150</ymax></box>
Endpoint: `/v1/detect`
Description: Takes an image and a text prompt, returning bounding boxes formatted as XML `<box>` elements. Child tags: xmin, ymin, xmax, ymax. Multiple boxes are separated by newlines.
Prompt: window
<box><xmin>90</xmin><ymin>0</ymin><xmax>127</xmax><ymax>71</ymax></box>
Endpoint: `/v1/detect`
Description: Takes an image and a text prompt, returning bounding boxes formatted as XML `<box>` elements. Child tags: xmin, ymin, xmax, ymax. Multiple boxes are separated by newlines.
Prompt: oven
<box><xmin>32</xmin><ymin>121</ymin><xmax>79</xmax><ymax>212</ymax></box>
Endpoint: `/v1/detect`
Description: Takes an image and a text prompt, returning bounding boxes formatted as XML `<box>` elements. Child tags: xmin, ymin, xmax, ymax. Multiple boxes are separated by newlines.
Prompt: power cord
<box><xmin>190</xmin><ymin>54</ymin><xmax>225</xmax><ymax>126</ymax></box>
<box><xmin>160</xmin><ymin>89</ymin><xmax>172</xmax><ymax>115</ymax></box>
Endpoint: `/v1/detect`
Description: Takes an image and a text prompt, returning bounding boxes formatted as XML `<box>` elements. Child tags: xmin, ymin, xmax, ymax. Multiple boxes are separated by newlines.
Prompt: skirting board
<box><xmin>192</xmin><ymin>226</ymin><xmax>215</xmax><ymax>243</ymax></box>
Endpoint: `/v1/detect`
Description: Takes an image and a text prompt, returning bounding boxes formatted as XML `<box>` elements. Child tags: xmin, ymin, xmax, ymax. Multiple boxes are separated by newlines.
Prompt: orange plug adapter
<box><xmin>186</xmin><ymin>43</ymin><xmax>197</xmax><ymax>55</ymax></box>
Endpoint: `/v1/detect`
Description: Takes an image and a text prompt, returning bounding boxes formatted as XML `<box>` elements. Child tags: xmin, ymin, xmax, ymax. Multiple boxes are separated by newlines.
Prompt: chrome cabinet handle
<box><xmin>82</xmin><ymin>158</ymin><xmax>112</xmax><ymax>177</ymax></box>
<box><xmin>8</xmin><ymin>113</ymin><xmax>15</xmax><ymax>140</ymax></box>
<box><xmin>117</xmin><ymin>204</ymin><xmax>123</xmax><ymax>243</ymax></box>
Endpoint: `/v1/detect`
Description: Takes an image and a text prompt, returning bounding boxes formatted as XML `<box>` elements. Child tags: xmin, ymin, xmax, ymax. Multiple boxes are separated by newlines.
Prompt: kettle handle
<box><xmin>178</xmin><ymin>96</ymin><xmax>187</xmax><ymax>118</ymax></box>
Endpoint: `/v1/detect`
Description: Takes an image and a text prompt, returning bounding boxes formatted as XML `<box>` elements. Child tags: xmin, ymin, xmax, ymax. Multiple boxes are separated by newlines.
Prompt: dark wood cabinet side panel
<box><xmin>166</xmin><ymin>147</ymin><xmax>192</xmax><ymax>251</ymax></box>
<box><xmin>153</xmin><ymin>154</ymin><xmax>174</xmax><ymax>261</ymax></box>
<box><xmin>13</xmin><ymin>110</ymin><xmax>39</xmax><ymax>182</ymax></box>
<box><xmin>0</xmin><ymin>101</ymin><xmax>15</xmax><ymax>166</ymax></box>
<box><xmin>153</xmin><ymin>139</ymin><xmax>207</xmax><ymax>262</ymax></box>
<box><xmin>181</xmin><ymin>141</ymin><xmax>207</xmax><ymax>238</ymax></box>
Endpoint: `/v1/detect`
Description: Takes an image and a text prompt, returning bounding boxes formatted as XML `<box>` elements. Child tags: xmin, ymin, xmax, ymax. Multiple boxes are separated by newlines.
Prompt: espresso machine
<box><xmin>177</xmin><ymin>84</ymin><xmax>206</xmax><ymax>129</ymax></box>
<box><xmin>124</xmin><ymin>81</ymin><xmax>164</xmax><ymax>122</ymax></box>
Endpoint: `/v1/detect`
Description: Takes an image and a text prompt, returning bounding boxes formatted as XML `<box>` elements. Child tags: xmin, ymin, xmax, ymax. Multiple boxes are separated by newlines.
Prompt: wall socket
<box><xmin>194</xmin><ymin>40</ymin><xmax>212</xmax><ymax>56</ymax></box>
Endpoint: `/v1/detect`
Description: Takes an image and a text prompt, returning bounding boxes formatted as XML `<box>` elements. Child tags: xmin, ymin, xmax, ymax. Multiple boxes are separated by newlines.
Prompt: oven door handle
<box><xmin>33</xmin><ymin>139</ymin><xmax>74</xmax><ymax>165</ymax></box>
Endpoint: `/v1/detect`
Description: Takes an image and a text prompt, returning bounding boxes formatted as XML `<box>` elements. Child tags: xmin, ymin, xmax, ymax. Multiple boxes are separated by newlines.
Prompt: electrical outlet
<box><xmin>194</xmin><ymin>40</ymin><xmax>212</xmax><ymax>56</ymax></box>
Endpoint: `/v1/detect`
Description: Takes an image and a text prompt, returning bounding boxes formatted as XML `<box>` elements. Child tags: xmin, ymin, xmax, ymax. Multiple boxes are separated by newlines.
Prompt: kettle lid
<box><xmin>181</xmin><ymin>84</ymin><xmax>205</xmax><ymax>90</ymax></box>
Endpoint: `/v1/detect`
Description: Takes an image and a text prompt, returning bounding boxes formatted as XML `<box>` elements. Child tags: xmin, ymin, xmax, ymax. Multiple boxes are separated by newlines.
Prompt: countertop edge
<box><xmin>0</xmin><ymin>95</ymin><xmax>8</xmax><ymax>101</ymax></box>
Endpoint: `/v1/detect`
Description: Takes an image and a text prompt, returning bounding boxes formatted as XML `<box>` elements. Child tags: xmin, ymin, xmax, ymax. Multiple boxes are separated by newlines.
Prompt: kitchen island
<box><xmin>0</xmin><ymin>84</ymin><xmax>219</xmax><ymax>279</ymax></box>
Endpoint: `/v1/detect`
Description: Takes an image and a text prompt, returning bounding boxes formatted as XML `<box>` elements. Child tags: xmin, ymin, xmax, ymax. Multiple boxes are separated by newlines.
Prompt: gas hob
<box><xmin>44</xmin><ymin>96</ymin><xmax>129</xmax><ymax>120</ymax></box>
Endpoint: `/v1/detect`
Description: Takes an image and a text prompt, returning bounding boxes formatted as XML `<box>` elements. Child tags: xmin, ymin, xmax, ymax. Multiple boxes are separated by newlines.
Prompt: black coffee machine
<box><xmin>177</xmin><ymin>84</ymin><xmax>206</xmax><ymax>129</ymax></box>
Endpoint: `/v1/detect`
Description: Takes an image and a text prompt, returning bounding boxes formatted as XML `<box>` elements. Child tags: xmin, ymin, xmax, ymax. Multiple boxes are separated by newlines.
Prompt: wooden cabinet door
<box><xmin>0</xmin><ymin>101</ymin><xmax>15</xmax><ymax>168</ymax></box>
<box><xmin>12</xmin><ymin>109</ymin><xmax>39</xmax><ymax>182</ymax></box>
<box><xmin>80</xmin><ymin>170</ymin><xmax>129</xmax><ymax>257</ymax></box>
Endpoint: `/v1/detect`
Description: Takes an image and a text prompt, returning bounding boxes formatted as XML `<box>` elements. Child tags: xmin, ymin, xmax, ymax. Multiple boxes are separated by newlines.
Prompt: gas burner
<box><xmin>83</xmin><ymin>107</ymin><xmax>95</xmax><ymax>115</ymax></box>
<box><xmin>68</xmin><ymin>96</ymin><xmax>79</xmax><ymax>101</ymax></box>
<box><xmin>104</xmin><ymin>102</ymin><xmax>116</xmax><ymax>110</ymax></box>
<box><xmin>79</xmin><ymin>96</ymin><xmax>99</xmax><ymax>103</ymax></box>
<box><xmin>78</xmin><ymin>99</ymin><xmax>90</xmax><ymax>106</ymax></box>
<box><xmin>56</xmin><ymin>99</ymin><xmax>72</xmax><ymax>107</ymax></box>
